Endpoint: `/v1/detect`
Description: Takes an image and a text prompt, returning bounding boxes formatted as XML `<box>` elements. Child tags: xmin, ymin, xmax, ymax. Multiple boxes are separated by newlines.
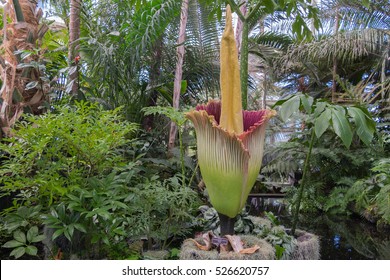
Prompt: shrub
<box><xmin>0</xmin><ymin>101</ymin><xmax>137</xmax><ymax>208</ymax></box>
<box><xmin>1</xmin><ymin>102</ymin><xmax>201</xmax><ymax>259</ymax></box>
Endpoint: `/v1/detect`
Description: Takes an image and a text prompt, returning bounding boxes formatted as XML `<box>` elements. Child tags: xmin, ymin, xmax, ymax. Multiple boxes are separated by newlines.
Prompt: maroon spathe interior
<box><xmin>242</xmin><ymin>110</ymin><xmax>267</xmax><ymax>131</ymax></box>
<box><xmin>196</xmin><ymin>101</ymin><xmax>266</xmax><ymax>132</ymax></box>
<box><xmin>196</xmin><ymin>100</ymin><xmax>221</xmax><ymax>124</ymax></box>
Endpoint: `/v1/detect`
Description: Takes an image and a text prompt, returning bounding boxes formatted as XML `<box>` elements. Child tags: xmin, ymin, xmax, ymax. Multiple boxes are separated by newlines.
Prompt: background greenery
<box><xmin>0</xmin><ymin>0</ymin><xmax>389</xmax><ymax>259</ymax></box>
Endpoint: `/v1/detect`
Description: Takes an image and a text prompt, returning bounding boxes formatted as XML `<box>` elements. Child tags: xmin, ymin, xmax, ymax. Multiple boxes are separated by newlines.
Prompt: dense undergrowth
<box><xmin>0</xmin><ymin>102</ymin><xmax>201</xmax><ymax>259</ymax></box>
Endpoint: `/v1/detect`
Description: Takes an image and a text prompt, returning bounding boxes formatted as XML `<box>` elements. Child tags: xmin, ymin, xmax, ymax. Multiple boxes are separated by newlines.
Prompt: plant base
<box><xmin>218</xmin><ymin>212</ymin><xmax>235</xmax><ymax>236</ymax></box>
<box><xmin>180</xmin><ymin>235</ymin><xmax>275</xmax><ymax>260</ymax></box>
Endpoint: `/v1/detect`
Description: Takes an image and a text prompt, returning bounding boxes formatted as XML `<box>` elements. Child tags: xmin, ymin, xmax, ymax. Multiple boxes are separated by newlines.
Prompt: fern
<box><xmin>372</xmin><ymin>158</ymin><xmax>390</xmax><ymax>223</ymax></box>
<box><xmin>376</xmin><ymin>185</ymin><xmax>390</xmax><ymax>224</ymax></box>
<box><xmin>324</xmin><ymin>187</ymin><xmax>349</xmax><ymax>214</ymax></box>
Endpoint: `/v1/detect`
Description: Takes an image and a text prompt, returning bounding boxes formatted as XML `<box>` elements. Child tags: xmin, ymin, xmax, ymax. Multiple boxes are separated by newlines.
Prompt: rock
<box><xmin>291</xmin><ymin>230</ymin><xmax>320</xmax><ymax>260</ymax></box>
<box><xmin>143</xmin><ymin>250</ymin><xmax>170</xmax><ymax>260</ymax></box>
<box><xmin>180</xmin><ymin>235</ymin><xmax>275</xmax><ymax>260</ymax></box>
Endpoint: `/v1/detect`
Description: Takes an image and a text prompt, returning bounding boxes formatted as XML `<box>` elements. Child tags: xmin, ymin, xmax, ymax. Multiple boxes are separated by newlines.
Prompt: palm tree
<box><xmin>68</xmin><ymin>0</ymin><xmax>81</xmax><ymax>97</ymax></box>
<box><xmin>276</xmin><ymin>0</ymin><xmax>389</xmax><ymax>105</ymax></box>
<box><xmin>0</xmin><ymin>0</ymin><xmax>47</xmax><ymax>137</ymax></box>
<box><xmin>80</xmin><ymin>0</ymin><xmax>221</xmax><ymax>123</ymax></box>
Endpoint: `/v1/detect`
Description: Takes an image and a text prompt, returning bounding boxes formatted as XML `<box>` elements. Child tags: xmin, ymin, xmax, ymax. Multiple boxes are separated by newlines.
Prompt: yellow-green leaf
<box><xmin>331</xmin><ymin>108</ymin><xmax>352</xmax><ymax>148</ymax></box>
<box><xmin>348</xmin><ymin>107</ymin><xmax>375</xmax><ymax>146</ymax></box>
<box><xmin>10</xmin><ymin>247</ymin><xmax>26</xmax><ymax>259</ymax></box>
<box><xmin>2</xmin><ymin>240</ymin><xmax>24</xmax><ymax>248</ymax></box>
<box><xmin>25</xmin><ymin>245</ymin><xmax>38</xmax><ymax>256</ymax></box>
<box><xmin>13</xmin><ymin>231</ymin><xmax>26</xmax><ymax>244</ymax></box>
<box><xmin>315</xmin><ymin>109</ymin><xmax>331</xmax><ymax>138</ymax></box>
<box><xmin>280</xmin><ymin>95</ymin><xmax>300</xmax><ymax>121</ymax></box>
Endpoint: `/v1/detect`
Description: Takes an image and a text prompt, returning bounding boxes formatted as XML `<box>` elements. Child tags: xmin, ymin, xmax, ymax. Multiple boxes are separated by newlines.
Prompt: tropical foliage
<box><xmin>0</xmin><ymin>0</ymin><xmax>389</xmax><ymax>259</ymax></box>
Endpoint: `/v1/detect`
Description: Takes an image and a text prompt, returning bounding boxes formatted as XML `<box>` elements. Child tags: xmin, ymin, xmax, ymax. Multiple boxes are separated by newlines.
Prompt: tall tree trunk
<box><xmin>331</xmin><ymin>5</ymin><xmax>340</xmax><ymax>102</ymax></box>
<box><xmin>68</xmin><ymin>0</ymin><xmax>81</xmax><ymax>98</ymax></box>
<box><xmin>168</xmin><ymin>0</ymin><xmax>189</xmax><ymax>152</ymax></box>
<box><xmin>0</xmin><ymin>0</ymin><xmax>44</xmax><ymax>137</ymax></box>
<box><xmin>257</xmin><ymin>18</ymin><xmax>267</xmax><ymax>110</ymax></box>
<box><xmin>310</xmin><ymin>0</ymin><xmax>317</xmax><ymax>35</ymax></box>
<box><xmin>234</xmin><ymin>1</ymin><xmax>247</xmax><ymax>53</ymax></box>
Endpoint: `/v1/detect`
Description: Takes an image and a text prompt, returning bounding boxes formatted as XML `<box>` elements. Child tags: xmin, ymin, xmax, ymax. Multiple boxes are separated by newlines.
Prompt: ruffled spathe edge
<box><xmin>188</xmin><ymin>100</ymin><xmax>276</xmax><ymax>145</ymax></box>
<box><xmin>185</xmin><ymin>100</ymin><xmax>276</xmax><ymax>217</ymax></box>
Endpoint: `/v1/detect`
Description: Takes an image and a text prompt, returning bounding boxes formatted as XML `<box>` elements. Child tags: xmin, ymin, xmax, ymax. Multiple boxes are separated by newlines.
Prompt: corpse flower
<box><xmin>185</xmin><ymin>5</ymin><xmax>276</xmax><ymax>233</ymax></box>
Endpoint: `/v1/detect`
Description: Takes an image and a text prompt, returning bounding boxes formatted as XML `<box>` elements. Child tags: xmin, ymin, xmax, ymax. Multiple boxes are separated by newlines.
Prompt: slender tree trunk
<box><xmin>310</xmin><ymin>0</ymin><xmax>317</xmax><ymax>35</ymax></box>
<box><xmin>291</xmin><ymin>129</ymin><xmax>315</xmax><ymax>235</ymax></box>
<box><xmin>259</xmin><ymin>18</ymin><xmax>266</xmax><ymax>109</ymax></box>
<box><xmin>331</xmin><ymin>6</ymin><xmax>340</xmax><ymax>102</ymax></box>
<box><xmin>240</xmin><ymin>20</ymin><xmax>249</xmax><ymax>110</ymax></box>
<box><xmin>234</xmin><ymin>1</ymin><xmax>247</xmax><ymax>53</ymax></box>
<box><xmin>168</xmin><ymin>0</ymin><xmax>189</xmax><ymax>152</ymax></box>
<box><xmin>68</xmin><ymin>0</ymin><xmax>81</xmax><ymax>98</ymax></box>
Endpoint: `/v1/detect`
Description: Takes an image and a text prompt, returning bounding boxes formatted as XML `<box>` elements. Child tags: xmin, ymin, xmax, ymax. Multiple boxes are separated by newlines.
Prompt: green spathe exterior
<box><xmin>186</xmin><ymin>5</ymin><xmax>275</xmax><ymax>219</ymax></box>
<box><xmin>186</xmin><ymin>102</ymin><xmax>275</xmax><ymax>218</ymax></box>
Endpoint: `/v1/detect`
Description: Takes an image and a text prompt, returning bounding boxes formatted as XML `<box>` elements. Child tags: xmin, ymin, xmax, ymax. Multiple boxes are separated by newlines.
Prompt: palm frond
<box><xmin>249</xmin><ymin>31</ymin><xmax>293</xmax><ymax>61</ymax></box>
<box><xmin>182</xmin><ymin>1</ymin><xmax>221</xmax><ymax>102</ymax></box>
<box><xmin>320</xmin><ymin>0</ymin><xmax>390</xmax><ymax>32</ymax></box>
<box><xmin>279</xmin><ymin>28</ymin><xmax>389</xmax><ymax>84</ymax></box>
<box><xmin>123</xmin><ymin>0</ymin><xmax>181</xmax><ymax>63</ymax></box>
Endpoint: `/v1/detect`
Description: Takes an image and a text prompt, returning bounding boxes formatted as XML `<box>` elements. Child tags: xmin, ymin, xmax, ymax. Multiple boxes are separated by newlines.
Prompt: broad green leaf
<box><xmin>315</xmin><ymin>109</ymin><xmax>331</xmax><ymax>138</ymax></box>
<box><xmin>348</xmin><ymin>107</ymin><xmax>375</xmax><ymax>146</ymax></box>
<box><xmin>331</xmin><ymin>108</ymin><xmax>352</xmax><ymax>148</ymax></box>
<box><xmin>7</xmin><ymin>222</ymin><xmax>26</xmax><ymax>232</ymax></box>
<box><xmin>25</xmin><ymin>245</ymin><xmax>38</xmax><ymax>256</ymax></box>
<box><xmin>300</xmin><ymin>95</ymin><xmax>313</xmax><ymax>114</ymax></box>
<box><xmin>314</xmin><ymin>101</ymin><xmax>327</xmax><ymax>117</ymax></box>
<box><xmin>52</xmin><ymin>229</ymin><xmax>64</xmax><ymax>241</ymax></box>
<box><xmin>272</xmin><ymin>99</ymin><xmax>287</xmax><ymax>108</ymax></box>
<box><xmin>102</xmin><ymin>235</ymin><xmax>110</xmax><ymax>245</ymax></box>
<box><xmin>31</xmin><ymin>234</ymin><xmax>46</xmax><ymax>243</ymax></box>
<box><xmin>13</xmin><ymin>231</ymin><xmax>26</xmax><ymax>244</ymax></box>
<box><xmin>112</xmin><ymin>201</ymin><xmax>129</xmax><ymax>210</ymax></box>
<box><xmin>10</xmin><ymin>247</ymin><xmax>26</xmax><ymax>259</ymax></box>
<box><xmin>113</xmin><ymin>228</ymin><xmax>127</xmax><ymax>236</ymax></box>
<box><xmin>2</xmin><ymin>240</ymin><xmax>24</xmax><ymax>248</ymax></box>
<box><xmin>355</xmin><ymin>106</ymin><xmax>377</xmax><ymax>131</ymax></box>
<box><xmin>27</xmin><ymin>226</ymin><xmax>39</xmax><ymax>243</ymax></box>
<box><xmin>67</xmin><ymin>224</ymin><xmax>75</xmax><ymax>239</ymax></box>
<box><xmin>97</xmin><ymin>211</ymin><xmax>111</xmax><ymax>220</ymax></box>
<box><xmin>91</xmin><ymin>235</ymin><xmax>100</xmax><ymax>244</ymax></box>
<box><xmin>280</xmin><ymin>95</ymin><xmax>300</xmax><ymax>121</ymax></box>
<box><xmin>74</xmin><ymin>223</ymin><xmax>87</xmax><ymax>233</ymax></box>
<box><xmin>64</xmin><ymin>229</ymin><xmax>72</xmax><ymax>242</ymax></box>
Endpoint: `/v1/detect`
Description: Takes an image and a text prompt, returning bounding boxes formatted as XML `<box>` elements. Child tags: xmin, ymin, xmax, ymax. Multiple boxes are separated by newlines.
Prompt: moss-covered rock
<box><xmin>291</xmin><ymin>230</ymin><xmax>320</xmax><ymax>260</ymax></box>
<box><xmin>180</xmin><ymin>235</ymin><xmax>275</xmax><ymax>260</ymax></box>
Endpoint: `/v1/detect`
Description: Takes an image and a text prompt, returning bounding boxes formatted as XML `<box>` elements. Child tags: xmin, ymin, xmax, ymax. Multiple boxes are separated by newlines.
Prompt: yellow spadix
<box><xmin>185</xmin><ymin>5</ymin><xmax>276</xmax><ymax>218</ymax></box>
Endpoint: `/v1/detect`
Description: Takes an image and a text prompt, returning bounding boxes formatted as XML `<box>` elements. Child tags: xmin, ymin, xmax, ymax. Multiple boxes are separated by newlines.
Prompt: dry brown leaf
<box><xmin>225</xmin><ymin>235</ymin><xmax>244</xmax><ymax>253</ymax></box>
<box><xmin>239</xmin><ymin>245</ymin><xmax>260</xmax><ymax>254</ymax></box>
<box><xmin>22</xmin><ymin>91</ymin><xmax>43</xmax><ymax>106</ymax></box>
<box><xmin>189</xmin><ymin>231</ymin><xmax>214</xmax><ymax>251</ymax></box>
<box><xmin>189</xmin><ymin>238</ymin><xmax>210</xmax><ymax>251</ymax></box>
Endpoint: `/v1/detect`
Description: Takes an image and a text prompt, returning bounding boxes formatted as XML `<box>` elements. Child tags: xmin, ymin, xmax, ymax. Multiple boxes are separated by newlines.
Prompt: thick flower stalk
<box><xmin>186</xmin><ymin>5</ymin><xmax>276</xmax><ymax>224</ymax></box>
